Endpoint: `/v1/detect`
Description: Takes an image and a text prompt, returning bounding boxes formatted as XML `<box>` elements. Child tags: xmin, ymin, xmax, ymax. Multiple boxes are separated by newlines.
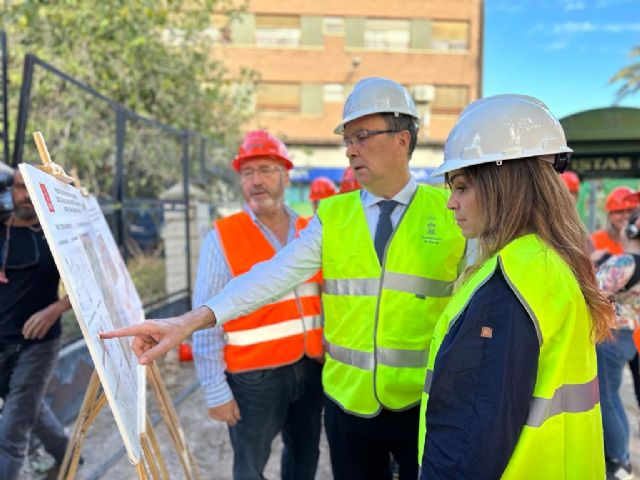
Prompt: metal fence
<box><xmin>10</xmin><ymin>52</ymin><xmax>240</xmax><ymax>342</ymax></box>
<box><xmin>0</xmin><ymin>34</ymin><xmax>243</xmax><ymax>472</ymax></box>
<box><xmin>1</xmin><ymin>31</ymin><xmax>8</xmax><ymax>166</ymax></box>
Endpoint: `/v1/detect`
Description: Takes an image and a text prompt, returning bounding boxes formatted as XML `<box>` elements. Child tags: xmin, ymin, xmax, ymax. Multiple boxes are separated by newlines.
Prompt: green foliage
<box><xmin>4</xmin><ymin>0</ymin><xmax>256</xmax><ymax>132</ymax></box>
<box><xmin>610</xmin><ymin>45</ymin><xmax>640</xmax><ymax>102</ymax></box>
<box><xmin>2</xmin><ymin>0</ymin><xmax>255</xmax><ymax>198</ymax></box>
<box><xmin>127</xmin><ymin>252</ymin><xmax>167</xmax><ymax>306</ymax></box>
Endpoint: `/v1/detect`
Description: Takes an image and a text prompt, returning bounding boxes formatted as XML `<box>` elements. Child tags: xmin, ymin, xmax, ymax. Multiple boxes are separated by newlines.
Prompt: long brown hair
<box><xmin>448</xmin><ymin>157</ymin><xmax>613</xmax><ymax>342</ymax></box>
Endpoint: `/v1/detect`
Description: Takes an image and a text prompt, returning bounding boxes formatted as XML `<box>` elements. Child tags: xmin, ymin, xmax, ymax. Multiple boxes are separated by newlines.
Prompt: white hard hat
<box><xmin>432</xmin><ymin>94</ymin><xmax>572</xmax><ymax>177</ymax></box>
<box><xmin>334</xmin><ymin>77</ymin><xmax>420</xmax><ymax>134</ymax></box>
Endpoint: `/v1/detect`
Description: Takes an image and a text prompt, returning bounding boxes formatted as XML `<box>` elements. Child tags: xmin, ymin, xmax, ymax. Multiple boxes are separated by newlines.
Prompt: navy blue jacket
<box><xmin>421</xmin><ymin>267</ymin><xmax>539</xmax><ymax>479</ymax></box>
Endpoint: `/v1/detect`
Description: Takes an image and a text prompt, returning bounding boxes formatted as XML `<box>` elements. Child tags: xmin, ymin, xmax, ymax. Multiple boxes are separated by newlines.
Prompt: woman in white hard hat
<box><xmin>417</xmin><ymin>95</ymin><xmax>614</xmax><ymax>479</ymax></box>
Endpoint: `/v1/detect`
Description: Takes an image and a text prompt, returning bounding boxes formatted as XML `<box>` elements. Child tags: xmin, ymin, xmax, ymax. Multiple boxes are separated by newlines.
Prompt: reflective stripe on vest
<box><xmin>326</xmin><ymin>341</ymin><xmax>429</xmax><ymax>370</ymax></box>
<box><xmin>216</xmin><ymin>212</ymin><xmax>323</xmax><ymax>372</ymax></box>
<box><xmin>418</xmin><ymin>234</ymin><xmax>604</xmax><ymax>478</ymax></box>
<box><xmin>526</xmin><ymin>375</ymin><xmax>600</xmax><ymax>428</ymax></box>
<box><xmin>319</xmin><ymin>186</ymin><xmax>466</xmax><ymax>416</ymax></box>
<box><xmin>225</xmin><ymin>314</ymin><xmax>323</xmax><ymax>346</ymax></box>
<box><xmin>323</xmin><ymin>273</ymin><xmax>454</xmax><ymax>298</ymax></box>
<box><xmin>424</xmin><ymin>370</ymin><xmax>600</xmax><ymax>428</ymax></box>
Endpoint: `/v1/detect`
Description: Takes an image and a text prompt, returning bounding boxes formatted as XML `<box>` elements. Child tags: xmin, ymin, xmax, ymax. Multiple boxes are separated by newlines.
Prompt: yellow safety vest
<box><xmin>318</xmin><ymin>185</ymin><xmax>466</xmax><ymax>416</ymax></box>
<box><xmin>419</xmin><ymin>234</ymin><xmax>604</xmax><ymax>478</ymax></box>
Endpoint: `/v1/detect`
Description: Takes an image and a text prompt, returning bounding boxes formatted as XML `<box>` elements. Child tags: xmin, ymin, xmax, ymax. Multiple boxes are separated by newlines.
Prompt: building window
<box><xmin>255</xmin><ymin>15</ymin><xmax>300</xmax><ymax>47</ymax></box>
<box><xmin>364</xmin><ymin>19</ymin><xmax>410</xmax><ymax>51</ymax></box>
<box><xmin>433</xmin><ymin>86</ymin><xmax>469</xmax><ymax>113</ymax></box>
<box><xmin>431</xmin><ymin>21</ymin><xmax>469</xmax><ymax>50</ymax></box>
<box><xmin>410</xmin><ymin>85</ymin><xmax>435</xmax><ymax>104</ymax></box>
<box><xmin>256</xmin><ymin>83</ymin><xmax>300</xmax><ymax>112</ymax></box>
<box><xmin>323</xmin><ymin>84</ymin><xmax>344</xmax><ymax>103</ymax></box>
<box><xmin>324</xmin><ymin>16</ymin><xmax>344</xmax><ymax>35</ymax></box>
<box><xmin>201</xmin><ymin>14</ymin><xmax>232</xmax><ymax>44</ymax></box>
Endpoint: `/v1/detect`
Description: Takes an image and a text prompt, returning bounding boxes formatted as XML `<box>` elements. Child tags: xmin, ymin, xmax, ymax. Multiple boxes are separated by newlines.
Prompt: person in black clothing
<box><xmin>0</xmin><ymin>169</ymin><xmax>71</xmax><ymax>480</ymax></box>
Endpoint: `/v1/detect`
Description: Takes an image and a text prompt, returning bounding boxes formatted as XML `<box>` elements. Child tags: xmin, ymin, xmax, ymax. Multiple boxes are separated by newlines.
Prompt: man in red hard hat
<box><xmin>339</xmin><ymin>166</ymin><xmax>360</xmax><ymax>193</ymax></box>
<box><xmin>191</xmin><ymin>130</ymin><xmax>324</xmax><ymax>479</ymax></box>
<box><xmin>309</xmin><ymin>176</ymin><xmax>337</xmax><ymax>213</ymax></box>
<box><xmin>560</xmin><ymin>170</ymin><xmax>580</xmax><ymax>202</ymax></box>
<box><xmin>592</xmin><ymin>186</ymin><xmax>639</xmax><ymax>257</ymax></box>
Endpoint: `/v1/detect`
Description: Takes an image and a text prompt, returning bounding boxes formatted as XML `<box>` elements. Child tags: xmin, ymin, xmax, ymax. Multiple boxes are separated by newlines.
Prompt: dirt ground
<box><xmin>20</xmin><ymin>349</ymin><xmax>332</xmax><ymax>480</ymax></box>
<box><xmin>19</xmin><ymin>350</ymin><xmax>640</xmax><ymax>479</ymax></box>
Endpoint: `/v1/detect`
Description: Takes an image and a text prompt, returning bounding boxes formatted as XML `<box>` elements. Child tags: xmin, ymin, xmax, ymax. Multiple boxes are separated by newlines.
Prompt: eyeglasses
<box><xmin>342</xmin><ymin>129</ymin><xmax>399</xmax><ymax>147</ymax></box>
<box><xmin>239</xmin><ymin>165</ymin><xmax>284</xmax><ymax>180</ymax></box>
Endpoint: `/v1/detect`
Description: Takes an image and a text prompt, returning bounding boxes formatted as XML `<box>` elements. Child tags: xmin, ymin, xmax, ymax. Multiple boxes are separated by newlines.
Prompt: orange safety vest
<box><xmin>215</xmin><ymin>212</ymin><xmax>323</xmax><ymax>373</ymax></box>
<box><xmin>591</xmin><ymin>230</ymin><xmax>624</xmax><ymax>255</ymax></box>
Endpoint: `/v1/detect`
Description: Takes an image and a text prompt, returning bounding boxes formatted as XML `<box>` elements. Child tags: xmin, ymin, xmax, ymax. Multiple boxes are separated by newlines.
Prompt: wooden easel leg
<box><xmin>136</xmin><ymin>461</ymin><xmax>149</xmax><ymax>479</ymax></box>
<box><xmin>148</xmin><ymin>363</ymin><xmax>201</xmax><ymax>479</ymax></box>
<box><xmin>140</xmin><ymin>428</ymin><xmax>171</xmax><ymax>480</ymax></box>
<box><xmin>56</xmin><ymin>365</ymin><xmax>201</xmax><ymax>480</ymax></box>
<box><xmin>58</xmin><ymin>370</ymin><xmax>106</xmax><ymax>480</ymax></box>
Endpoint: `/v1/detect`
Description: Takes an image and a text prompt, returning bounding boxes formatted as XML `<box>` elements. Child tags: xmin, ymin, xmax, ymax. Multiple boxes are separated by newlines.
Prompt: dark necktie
<box><xmin>374</xmin><ymin>200</ymin><xmax>398</xmax><ymax>263</ymax></box>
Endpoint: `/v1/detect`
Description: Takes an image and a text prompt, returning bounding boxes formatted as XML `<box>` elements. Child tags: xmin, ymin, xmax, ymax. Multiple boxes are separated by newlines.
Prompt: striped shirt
<box><xmin>192</xmin><ymin>204</ymin><xmax>300</xmax><ymax>408</ymax></box>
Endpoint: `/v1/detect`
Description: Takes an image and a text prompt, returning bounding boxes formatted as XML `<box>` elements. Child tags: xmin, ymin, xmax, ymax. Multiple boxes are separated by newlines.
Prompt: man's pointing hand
<box><xmin>100</xmin><ymin>306</ymin><xmax>216</xmax><ymax>365</ymax></box>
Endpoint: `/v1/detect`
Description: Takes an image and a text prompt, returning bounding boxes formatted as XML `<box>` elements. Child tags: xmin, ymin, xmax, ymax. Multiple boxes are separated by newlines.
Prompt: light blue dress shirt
<box><xmin>192</xmin><ymin>204</ymin><xmax>300</xmax><ymax>408</ymax></box>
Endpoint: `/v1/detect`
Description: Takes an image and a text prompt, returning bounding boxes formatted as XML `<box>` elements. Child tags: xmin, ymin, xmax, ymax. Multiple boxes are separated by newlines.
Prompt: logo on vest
<box><xmin>421</xmin><ymin>217</ymin><xmax>442</xmax><ymax>244</ymax></box>
<box><xmin>480</xmin><ymin>326</ymin><xmax>493</xmax><ymax>339</ymax></box>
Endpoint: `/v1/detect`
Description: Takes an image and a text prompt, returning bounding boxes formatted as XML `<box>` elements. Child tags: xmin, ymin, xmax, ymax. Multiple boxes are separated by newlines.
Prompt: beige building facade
<box><xmin>210</xmin><ymin>0</ymin><xmax>483</xmax><ymax>201</ymax></box>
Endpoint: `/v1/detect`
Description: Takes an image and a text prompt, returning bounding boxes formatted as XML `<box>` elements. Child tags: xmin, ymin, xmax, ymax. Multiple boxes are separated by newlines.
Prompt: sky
<box><xmin>483</xmin><ymin>0</ymin><xmax>640</xmax><ymax>119</ymax></box>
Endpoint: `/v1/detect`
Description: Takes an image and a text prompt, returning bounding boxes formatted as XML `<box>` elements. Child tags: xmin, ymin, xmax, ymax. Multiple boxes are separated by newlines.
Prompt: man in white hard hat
<box><xmin>102</xmin><ymin>77</ymin><xmax>466</xmax><ymax>479</ymax></box>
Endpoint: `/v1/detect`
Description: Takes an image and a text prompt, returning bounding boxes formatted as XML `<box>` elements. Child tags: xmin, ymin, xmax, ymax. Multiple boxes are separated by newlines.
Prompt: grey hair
<box><xmin>381</xmin><ymin>113</ymin><xmax>418</xmax><ymax>159</ymax></box>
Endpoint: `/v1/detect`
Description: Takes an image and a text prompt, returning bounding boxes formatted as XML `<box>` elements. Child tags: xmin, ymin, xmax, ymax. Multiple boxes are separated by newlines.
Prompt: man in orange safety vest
<box><xmin>191</xmin><ymin>130</ymin><xmax>324</xmax><ymax>480</ymax></box>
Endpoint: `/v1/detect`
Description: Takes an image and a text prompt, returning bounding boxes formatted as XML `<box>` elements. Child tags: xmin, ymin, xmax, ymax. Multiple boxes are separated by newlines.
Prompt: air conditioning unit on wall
<box><xmin>411</xmin><ymin>85</ymin><xmax>435</xmax><ymax>103</ymax></box>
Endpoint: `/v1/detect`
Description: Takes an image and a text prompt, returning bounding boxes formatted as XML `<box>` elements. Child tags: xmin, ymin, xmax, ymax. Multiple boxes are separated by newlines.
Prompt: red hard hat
<box><xmin>606</xmin><ymin>186</ymin><xmax>639</xmax><ymax>212</ymax></box>
<box><xmin>560</xmin><ymin>171</ymin><xmax>580</xmax><ymax>194</ymax></box>
<box><xmin>231</xmin><ymin>130</ymin><xmax>293</xmax><ymax>172</ymax></box>
<box><xmin>178</xmin><ymin>342</ymin><xmax>193</xmax><ymax>362</ymax></box>
<box><xmin>309</xmin><ymin>177</ymin><xmax>337</xmax><ymax>201</ymax></box>
<box><xmin>339</xmin><ymin>167</ymin><xmax>360</xmax><ymax>193</ymax></box>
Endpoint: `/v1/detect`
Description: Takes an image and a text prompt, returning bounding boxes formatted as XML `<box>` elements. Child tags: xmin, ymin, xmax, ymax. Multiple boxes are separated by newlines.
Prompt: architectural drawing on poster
<box><xmin>19</xmin><ymin>163</ymin><xmax>145</xmax><ymax>463</ymax></box>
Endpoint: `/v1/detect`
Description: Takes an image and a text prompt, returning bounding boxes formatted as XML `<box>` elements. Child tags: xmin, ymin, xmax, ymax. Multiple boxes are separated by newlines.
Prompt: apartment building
<box><xmin>210</xmin><ymin>1</ymin><xmax>483</xmax><ymax>207</ymax></box>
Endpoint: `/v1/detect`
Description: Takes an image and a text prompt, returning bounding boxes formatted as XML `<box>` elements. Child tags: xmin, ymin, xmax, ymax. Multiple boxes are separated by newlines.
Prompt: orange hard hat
<box><xmin>178</xmin><ymin>342</ymin><xmax>193</xmax><ymax>362</ymax></box>
<box><xmin>560</xmin><ymin>171</ymin><xmax>580</xmax><ymax>194</ymax></box>
<box><xmin>231</xmin><ymin>130</ymin><xmax>293</xmax><ymax>172</ymax></box>
<box><xmin>606</xmin><ymin>186</ymin><xmax>639</xmax><ymax>213</ymax></box>
<box><xmin>625</xmin><ymin>190</ymin><xmax>640</xmax><ymax>205</ymax></box>
<box><xmin>339</xmin><ymin>167</ymin><xmax>360</xmax><ymax>193</ymax></box>
<box><xmin>309</xmin><ymin>177</ymin><xmax>337</xmax><ymax>201</ymax></box>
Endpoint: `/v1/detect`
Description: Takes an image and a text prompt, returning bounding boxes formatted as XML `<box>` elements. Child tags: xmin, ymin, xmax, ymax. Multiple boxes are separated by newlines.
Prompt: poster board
<box><xmin>19</xmin><ymin>163</ymin><xmax>145</xmax><ymax>464</ymax></box>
